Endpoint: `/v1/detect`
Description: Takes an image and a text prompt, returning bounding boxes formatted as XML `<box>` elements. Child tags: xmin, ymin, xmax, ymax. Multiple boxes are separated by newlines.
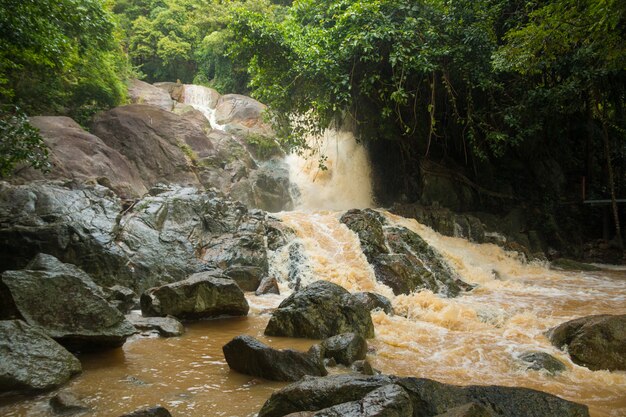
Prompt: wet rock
<box><xmin>311</xmin><ymin>384</ymin><xmax>413</xmax><ymax>417</ymax></box>
<box><xmin>118</xmin><ymin>406</ymin><xmax>172</xmax><ymax>417</ymax></box>
<box><xmin>321</xmin><ymin>333</ymin><xmax>367</xmax><ymax>366</ymax></box>
<box><xmin>550</xmin><ymin>258</ymin><xmax>601</xmax><ymax>272</ymax></box>
<box><xmin>286</xmin><ymin>242</ymin><xmax>310</xmax><ymax>290</ymax></box>
<box><xmin>353</xmin><ymin>292</ymin><xmax>393</xmax><ymax>315</ymax></box>
<box><xmin>264</xmin><ymin>281</ymin><xmax>375</xmax><ymax>339</ymax></box>
<box><xmin>154</xmin><ymin>81</ymin><xmax>185</xmax><ymax>102</ymax></box>
<box><xmin>259</xmin><ymin>374</ymin><xmax>589</xmax><ymax>417</ymax></box>
<box><xmin>434</xmin><ymin>403</ymin><xmax>495</xmax><ymax>417</ymax></box>
<box><xmin>351</xmin><ymin>360</ymin><xmax>375</xmax><ymax>376</ymax></box>
<box><xmin>14</xmin><ymin>116</ymin><xmax>147</xmax><ymax>198</ymax></box>
<box><xmin>341</xmin><ymin>209</ymin><xmax>471</xmax><ymax>296</ymax></box>
<box><xmin>126</xmin><ymin>314</ymin><xmax>184</xmax><ymax>337</ymax></box>
<box><xmin>518</xmin><ymin>351</ymin><xmax>566</xmax><ymax>374</ymax></box>
<box><xmin>0</xmin><ymin>181</ymin><xmax>132</xmax><ymax>288</ymax></box>
<box><xmin>398</xmin><ymin>377</ymin><xmax>589</xmax><ymax>417</ymax></box>
<box><xmin>140</xmin><ymin>271</ymin><xmax>249</xmax><ymax>320</ymax></box>
<box><xmin>258</xmin><ymin>374</ymin><xmax>395</xmax><ymax>417</ymax></box>
<box><xmin>104</xmin><ymin>285</ymin><xmax>137</xmax><ymax>314</ymax></box>
<box><xmin>128</xmin><ymin>79</ymin><xmax>174</xmax><ymax>110</ymax></box>
<box><xmin>256</xmin><ymin>276</ymin><xmax>280</xmax><ymax>295</ymax></box>
<box><xmin>223</xmin><ymin>335</ymin><xmax>327</xmax><ymax>381</ymax></box>
<box><xmin>0</xmin><ymin>320</ymin><xmax>82</xmax><ymax>391</ymax></box>
<box><xmin>0</xmin><ymin>254</ymin><xmax>136</xmax><ymax>350</ymax></box>
<box><xmin>50</xmin><ymin>392</ymin><xmax>90</xmax><ymax>414</ymax></box>
<box><xmin>547</xmin><ymin>314</ymin><xmax>626</xmax><ymax>371</ymax></box>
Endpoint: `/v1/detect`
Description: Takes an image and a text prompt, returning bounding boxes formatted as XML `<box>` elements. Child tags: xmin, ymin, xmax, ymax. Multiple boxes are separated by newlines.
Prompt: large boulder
<box><xmin>264</xmin><ymin>281</ymin><xmax>375</xmax><ymax>339</ymax></box>
<box><xmin>128</xmin><ymin>79</ymin><xmax>174</xmax><ymax>110</ymax></box>
<box><xmin>0</xmin><ymin>254</ymin><xmax>137</xmax><ymax>350</ymax></box>
<box><xmin>0</xmin><ymin>181</ymin><xmax>132</xmax><ymax>288</ymax></box>
<box><xmin>341</xmin><ymin>209</ymin><xmax>471</xmax><ymax>296</ymax></box>
<box><xmin>223</xmin><ymin>335</ymin><xmax>327</xmax><ymax>381</ymax></box>
<box><xmin>126</xmin><ymin>314</ymin><xmax>185</xmax><ymax>338</ymax></box>
<box><xmin>214</xmin><ymin>94</ymin><xmax>271</xmax><ymax>136</ymax></box>
<box><xmin>13</xmin><ymin>116</ymin><xmax>147</xmax><ymax>198</ymax></box>
<box><xmin>258</xmin><ymin>374</ymin><xmax>589</xmax><ymax>417</ymax></box>
<box><xmin>547</xmin><ymin>314</ymin><xmax>626</xmax><ymax>371</ymax></box>
<box><xmin>140</xmin><ymin>271</ymin><xmax>249</xmax><ymax>319</ymax></box>
<box><xmin>0</xmin><ymin>320</ymin><xmax>82</xmax><ymax>391</ymax></box>
<box><xmin>91</xmin><ymin>104</ymin><xmax>203</xmax><ymax>189</ymax></box>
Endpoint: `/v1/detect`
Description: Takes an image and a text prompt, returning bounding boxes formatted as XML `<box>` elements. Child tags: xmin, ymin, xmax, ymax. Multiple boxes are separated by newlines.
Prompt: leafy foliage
<box><xmin>0</xmin><ymin>106</ymin><xmax>49</xmax><ymax>177</ymax></box>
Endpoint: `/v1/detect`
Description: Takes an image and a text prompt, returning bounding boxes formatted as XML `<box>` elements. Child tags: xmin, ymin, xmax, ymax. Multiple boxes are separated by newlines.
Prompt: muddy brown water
<box><xmin>1</xmin><ymin>211</ymin><xmax>625</xmax><ymax>416</ymax></box>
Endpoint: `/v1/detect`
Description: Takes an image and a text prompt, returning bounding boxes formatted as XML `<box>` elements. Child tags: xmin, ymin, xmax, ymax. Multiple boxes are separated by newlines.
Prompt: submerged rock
<box><xmin>223</xmin><ymin>335</ymin><xmax>327</xmax><ymax>381</ymax></box>
<box><xmin>126</xmin><ymin>314</ymin><xmax>185</xmax><ymax>337</ymax></box>
<box><xmin>518</xmin><ymin>351</ymin><xmax>566</xmax><ymax>374</ymax></box>
<box><xmin>49</xmin><ymin>392</ymin><xmax>90</xmax><ymax>414</ymax></box>
<box><xmin>321</xmin><ymin>333</ymin><xmax>368</xmax><ymax>366</ymax></box>
<box><xmin>259</xmin><ymin>374</ymin><xmax>589</xmax><ymax>417</ymax></box>
<box><xmin>140</xmin><ymin>271</ymin><xmax>249</xmax><ymax>320</ymax></box>
<box><xmin>264</xmin><ymin>281</ymin><xmax>375</xmax><ymax>339</ymax></box>
<box><xmin>0</xmin><ymin>254</ymin><xmax>136</xmax><ymax>351</ymax></box>
<box><xmin>547</xmin><ymin>314</ymin><xmax>626</xmax><ymax>371</ymax></box>
<box><xmin>0</xmin><ymin>320</ymin><xmax>82</xmax><ymax>392</ymax></box>
<box><xmin>340</xmin><ymin>209</ymin><xmax>471</xmax><ymax>296</ymax></box>
<box><xmin>118</xmin><ymin>406</ymin><xmax>172</xmax><ymax>417</ymax></box>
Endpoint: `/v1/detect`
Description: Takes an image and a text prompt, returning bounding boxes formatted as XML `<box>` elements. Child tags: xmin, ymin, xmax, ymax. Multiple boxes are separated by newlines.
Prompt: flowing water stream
<box><xmin>2</xmin><ymin>92</ymin><xmax>625</xmax><ymax>417</ymax></box>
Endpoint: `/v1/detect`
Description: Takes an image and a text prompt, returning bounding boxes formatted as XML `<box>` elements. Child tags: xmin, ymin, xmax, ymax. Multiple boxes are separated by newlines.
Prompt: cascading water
<box><xmin>285</xmin><ymin>129</ymin><xmax>373</xmax><ymax>211</ymax></box>
<box><xmin>182</xmin><ymin>84</ymin><xmax>225</xmax><ymax>130</ymax></box>
<box><xmin>3</xmin><ymin>102</ymin><xmax>624</xmax><ymax>417</ymax></box>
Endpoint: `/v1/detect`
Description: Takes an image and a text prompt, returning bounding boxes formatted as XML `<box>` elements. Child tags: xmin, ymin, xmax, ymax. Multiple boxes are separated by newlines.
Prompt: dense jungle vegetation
<box><xmin>0</xmin><ymin>0</ymin><xmax>624</xmax><ymax>248</ymax></box>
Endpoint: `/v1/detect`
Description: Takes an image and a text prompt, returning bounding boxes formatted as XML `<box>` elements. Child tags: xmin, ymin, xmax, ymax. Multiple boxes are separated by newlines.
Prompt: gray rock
<box><xmin>118</xmin><ymin>406</ymin><xmax>172</xmax><ymax>417</ymax></box>
<box><xmin>0</xmin><ymin>320</ymin><xmax>82</xmax><ymax>391</ymax></box>
<box><xmin>50</xmin><ymin>392</ymin><xmax>90</xmax><ymax>414</ymax></box>
<box><xmin>256</xmin><ymin>275</ymin><xmax>280</xmax><ymax>295</ymax></box>
<box><xmin>518</xmin><ymin>351</ymin><xmax>566</xmax><ymax>374</ymax></box>
<box><xmin>351</xmin><ymin>360</ymin><xmax>375</xmax><ymax>376</ymax></box>
<box><xmin>341</xmin><ymin>209</ymin><xmax>471</xmax><ymax>296</ymax></box>
<box><xmin>140</xmin><ymin>271</ymin><xmax>249</xmax><ymax>319</ymax></box>
<box><xmin>353</xmin><ymin>292</ymin><xmax>393</xmax><ymax>315</ymax></box>
<box><xmin>214</xmin><ymin>94</ymin><xmax>271</xmax><ymax>136</ymax></box>
<box><xmin>126</xmin><ymin>314</ymin><xmax>184</xmax><ymax>337</ymax></box>
<box><xmin>264</xmin><ymin>281</ymin><xmax>375</xmax><ymax>339</ymax></box>
<box><xmin>104</xmin><ymin>285</ymin><xmax>137</xmax><ymax>314</ymax></box>
<box><xmin>1</xmin><ymin>254</ymin><xmax>136</xmax><ymax>350</ymax></box>
<box><xmin>128</xmin><ymin>79</ymin><xmax>174</xmax><ymax>110</ymax></box>
<box><xmin>312</xmin><ymin>384</ymin><xmax>413</xmax><ymax>417</ymax></box>
<box><xmin>547</xmin><ymin>314</ymin><xmax>626</xmax><ymax>371</ymax></box>
<box><xmin>321</xmin><ymin>333</ymin><xmax>367</xmax><ymax>366</ymax></box>
<box><xmin>258</xmin><ymin>374</ymin><xmax>589</xmax><ymax>417</ymax></box>
<box><xmin>258</xmin><ymin>374</ymin><xmax>395</xmax><ymax>417</ymax></box>
<box><xmin>223</xmin><ymin>335</ymin><xmax>327</xmax><ymax>381</ymax></box>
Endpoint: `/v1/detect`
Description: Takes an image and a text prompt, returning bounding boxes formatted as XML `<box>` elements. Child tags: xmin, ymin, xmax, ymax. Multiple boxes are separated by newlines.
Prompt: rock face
<box><xmin>91</xmin><ymin>104</ymin><xmax>203</xmax><ymax>189</ymax></box>
<box><xmin>340</xmin><ymin>209</ymin><xmax>471</xmax><ymax>296</ymax></box>
<box><xmin>265</xmin><ymin>281</ymin><xmax>375</xmax><ymax>339</ymax></box>
<box><xmin>258</xmin><ymin>374</ymin><xmax>590</xmax><ymax>417</ymax></box>
<box><xmin>547</xmin><ymin>314</ymin><xmax>626</xmax><ymax>371</ymax></box>
<box><xmin>128</xmin><ymin>79</ymin><xmax>174</xmax><ymax>110</ymax></box>
<box><xmin>15</xmin><ymin>116</ymin><xmax>148</xmax><ymax>198</ymax></box>
<box><xmin>140</xmin><ymin>271</ymin><xmax>249</xmax><ymax>319</ymax></box>
<box><xmin>321</xmin><ymin>333</ymin><xmax>368</xmax><ymax>366</ymax></box>
<box><xmin>0</xmin><ymin>320</ymin><xmax>82</xmax><ymax>391</ymax></box>
<box><xmin>223</xmin><ymin>335</ymin><xmax>327</xmax><ymax>381</ymax></box>
<box><xmin>126</xmin><ymin>314</ymin><xmax>185</xmax><ymax>337</ymax></box>
<box><xmin>0</xmin><ymin>254</ymin><xmax>136</xmax><ymax>350</ymax></box>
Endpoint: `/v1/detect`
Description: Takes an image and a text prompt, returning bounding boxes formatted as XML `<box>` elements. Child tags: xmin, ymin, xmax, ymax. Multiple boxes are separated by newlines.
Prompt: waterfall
<box><xmin>182</xmin><ymin>84</ymin><xmax>225</xmax><ymax>130</ymax></box>
<box><xmin>285</xmin><ymin>129</ymin><xmax>374</xmax><ymax>211</ymax></box>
